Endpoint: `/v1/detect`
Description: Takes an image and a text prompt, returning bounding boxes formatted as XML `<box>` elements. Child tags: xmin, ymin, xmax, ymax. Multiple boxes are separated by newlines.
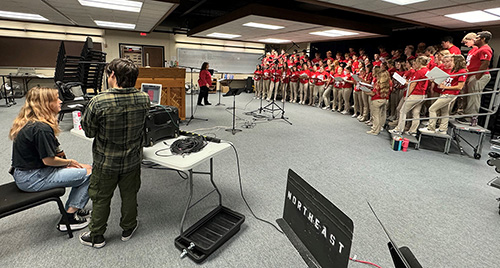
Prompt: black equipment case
<box><xmin>144</xmin><ymin>105</ymin><xmax>180</xmax><ymax>147</ymax></box>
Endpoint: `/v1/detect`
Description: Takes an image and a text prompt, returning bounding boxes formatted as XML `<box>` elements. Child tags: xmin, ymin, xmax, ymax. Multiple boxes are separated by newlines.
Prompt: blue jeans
<box><xmin>14</xmin><ymin>167</ymin><xmax>90</xmax><ymax>210</ymax></box>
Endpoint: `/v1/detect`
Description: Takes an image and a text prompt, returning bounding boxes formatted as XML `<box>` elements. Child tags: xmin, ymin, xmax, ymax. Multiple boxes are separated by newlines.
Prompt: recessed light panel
<box><xmin>0</xmin><ymin>10</ymin><xmax>48</xmax><ymax>21</ymax></box>
<box><xmin>445</xmin><ymin>10</ymin><xmax>500</xmax><ymax>23</ymax></box>
<box><xmin>382</xmin><ymin>0</ymin><xmax>427</xmax><ymax>5</ymax></box>
<box><xmin>94</xmin><ymin>20</ymin><xmax>136</xmax><ymax>29</ymax></box>
<box><xmin>243</xmin><ymin>22</ymin><xmax>284</xmax><ymax>30</ymax></box>
<box><xmin>78</xmin><ymin>0</ymin><xmax>143</xmax><ymax>13</ymax></box>
<box><xmin>206</xmin><ymin>32</ymin><xmax>241</xmax><ymax>39</ymax></box>
<box><xmin>310</xmin><ymin>29</ymin><xmax>359</xmax><ymax>37</ymax></box>
<box><xmin>259</xmin><ymin>38</ymin><xmax>290</xmax><ymax>43</ymax></box>
<box><xmin>485</xmin><ymin>7</ymin><xmax>500</xmax><ymax>16</ymax></box>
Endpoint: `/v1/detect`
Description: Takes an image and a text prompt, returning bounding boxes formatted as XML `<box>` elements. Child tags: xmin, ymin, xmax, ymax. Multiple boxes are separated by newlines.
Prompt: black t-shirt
<box><xmin>11</xmin><ymin>122</ymin><xmax>60</xmax><ymax>169</ymax></box>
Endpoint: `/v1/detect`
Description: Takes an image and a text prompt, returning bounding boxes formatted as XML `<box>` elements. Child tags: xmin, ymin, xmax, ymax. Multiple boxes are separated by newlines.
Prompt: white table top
<box><xmin>143</xmin><ymin>137</ymin><xmax>231</xmax><ymax>171</ymax></box>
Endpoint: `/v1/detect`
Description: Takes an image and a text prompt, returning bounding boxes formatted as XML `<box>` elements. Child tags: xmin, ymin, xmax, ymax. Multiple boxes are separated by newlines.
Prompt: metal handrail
<box><xmin>398</xmin><ymin>68</ymin><xmax>500</xmax><ymax>128</ymax></box>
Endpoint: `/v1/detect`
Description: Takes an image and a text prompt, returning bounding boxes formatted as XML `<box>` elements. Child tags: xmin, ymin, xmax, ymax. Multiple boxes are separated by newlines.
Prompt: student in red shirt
<box><xmin>366</xmin><ymin>70</ymin><xmax>392</xmax><ymax>135</ymax></box>
<box><xmin>332</xmin><ymin>65</ymin><xmax>344</xmax><ymax>112</ymax></box>
<box><xmin>272</xmin><ymin>65</ymin><xmax>284</xmax><ymax>101</ymax></box>
<box><xmin>197</xmin><ymin>62</ymin><xmax>213</xmax><ymax>105</ymax></box>
<box><xmin>349</xmin><ymin>47</ymin><xmax>357</xmax><ymax>58</ymax></box>
<box><xmin>314</xmin><ymin>66</ymin><xmax>329</xmax><ymax>108</ymax></box>
<box><xmin>289</xmin><ymin>65</ymin><xmax>300</xmax><ymax>103</ymax></box>
<box><xmin>262</xmin><ymin>64</ymin><xmax>271</xmax><ymax>100</ymax></box>
<box><xmin>378</xmin><ymin>46</ymin><xmax>390</xmax><ymax>60</ymax></box>
<box><xmin>441</xmin><ymin>36</ymin><xmax>461</xmax><ymax>55</ymax></box>
<box><xmin>462</xmin><ymin>33</ymin><xmax>478</xmax><ymax>67</ymax></box>
<box><xmin>298</xmin><ymin>63</ymin><xmax>310</xmax><ymax>105</ymax></box>
<box><xmin>341</xmin><ymin>66</ymin><xmax>355</xmax><ymax>115</ymax></box>
<box><xmin>420</xmin><ymin>55</ymin><xmax>467</xmax><ymax>134</ymax></box>
<box><xmin>280</xmin><ymin>64</ymin><xmax>291</xmax><ymax>102</ymax></box>
<box><xmin>253</xmin><ymin>65</ymin><xmax>263</xmax><ymax>99</ymax></box>
<box><xmin>404</xmin><ymin>45</ymin><xmax>415</xmax><ymax>60</ymax></box>
<box><xmin>425</xmin><ymin>46</ymin><xmax>437</xmax><ymax>70</ymax></box>
<box><xmin>389</xmin><ymin>56</ymin><xmax>430</xmax><ymax>136</ymax></box>
<box><xmin>325</xmin><ymin>51</ymin><xmax>334</xmax><ymax>63</ymax></box>
<box><xmin>267</xmin><ymin>65</ymin><xmax>279</xmax><ymax>101</ymax></box>
<box><xmin>372</xmin><ymin>54</ymin><xmax>382</xmax><ymax>66</ymax></box>
<box><xmin>322</xmin><ymin>68</ymin><xmax>334</xmax><ymax>110</ymax></box>
<box><xmin>353</xmin><ymin>68</ymin><xmax>366</xmax><ymax>118</ymax></box>
<box><xmin>312</xmin><ymin>52</ymin><xmax>322</xmax><ymax>65</ymax></box>
<box><xmin>459</xmin><ymin>31</ymin><xmax>493</xmax><ymax>124</ymax></box>
<box><xmin>308</xmin><ymin>65</ymin><xmax>318</xmax><ymax>106</ymax></box>
<box><xmin>360</xmin><ymin>64</ymin><xmax>373</xmax><ymax>121</ymax></box>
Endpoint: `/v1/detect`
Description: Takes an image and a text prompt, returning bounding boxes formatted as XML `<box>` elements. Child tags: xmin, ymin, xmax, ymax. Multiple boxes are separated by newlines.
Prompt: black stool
<box><xmin>0</xmin><ymin>182</ymin><xmax>73</xmax><ymax>238</ymax></box>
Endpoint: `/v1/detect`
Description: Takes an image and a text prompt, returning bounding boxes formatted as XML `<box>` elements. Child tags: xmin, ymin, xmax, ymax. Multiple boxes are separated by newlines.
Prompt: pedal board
<box><xmin>175</xmin><ymin>205</ymin><xmax>245</xmax><ymax>263</ymax></box>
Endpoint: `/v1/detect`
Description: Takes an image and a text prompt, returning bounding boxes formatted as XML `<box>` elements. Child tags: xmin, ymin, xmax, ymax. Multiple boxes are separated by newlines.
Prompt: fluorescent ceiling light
<box><xmin>259</xmin><ymin>38</ymin><xmax>290</xmax><ymax>43</ymax></box>
<box><xmin>310</xmin><ymin>29</ymin><xmax>359</xmax><ymax>37</ymax></box>
<box><xmin>382</xmin><ymin>0</ymin><xmax>427</xmax><ymax>5</ymax></box>
<box><xmin>0</xmin><ymin>10</ymin><xmax>48</xmax><ymax>21</ymax></box>
<box><xmin>445</xmin><ymin>10</ymin><xmax>500</xmax><ymax>23</ymax></box>
<box><xmin>206</xmin><ymin>32</ymin><xmax>241</xmax><ymax>39</ymax></box>
<box><xmin>78</xmin><ymin>0</ymin><xmax>143</xmax><ymax>13</ymax></box>
<box><xmin>243</xmin><ymin>22</ymin><xmax>284</xmax><ymax>30</ymax></box>
<box><xmin>94</xmin><ymin>20</ymin><xmax>136</xmax><ymax>29</ymax></box>
<box><xmin>485</xmin><ymin>7</ymin><xmax>500</xmax><ymax>16</ymax></box>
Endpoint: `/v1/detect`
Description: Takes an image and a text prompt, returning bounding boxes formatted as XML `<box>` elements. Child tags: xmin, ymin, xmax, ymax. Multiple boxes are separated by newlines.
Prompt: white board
<box><xmin>177</xmin><ymin>48</ymin><xmax>262</xmax><ymax>74</ymax></box>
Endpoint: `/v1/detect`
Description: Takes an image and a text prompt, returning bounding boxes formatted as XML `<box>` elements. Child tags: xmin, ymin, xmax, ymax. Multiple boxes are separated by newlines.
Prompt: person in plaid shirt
<box><xmin>80</xmin><ymin>58</ymin><xmax>150</xmax><ymax>248</ymax></box>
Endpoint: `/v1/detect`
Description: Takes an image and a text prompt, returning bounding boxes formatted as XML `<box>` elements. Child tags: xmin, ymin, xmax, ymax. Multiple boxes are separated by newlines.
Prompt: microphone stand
<box><xmin>180</xmin><ymin>66</ymin><xmax>208</xmax><ymax>126</ymax></box>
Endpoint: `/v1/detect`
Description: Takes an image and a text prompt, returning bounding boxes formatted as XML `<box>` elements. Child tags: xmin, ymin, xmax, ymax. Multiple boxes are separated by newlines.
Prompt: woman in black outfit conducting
<box><xmin>197</xmin><ymin>62</ymin><xmax>212</xmax><ymax>106</ymax></box>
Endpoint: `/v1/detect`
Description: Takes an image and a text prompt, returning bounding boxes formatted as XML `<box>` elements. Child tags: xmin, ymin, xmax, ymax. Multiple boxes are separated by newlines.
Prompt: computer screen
<box><xmin>141</xmin><ymin>83</ymin><xmax>162</xmax><ymax>104</ymax></box>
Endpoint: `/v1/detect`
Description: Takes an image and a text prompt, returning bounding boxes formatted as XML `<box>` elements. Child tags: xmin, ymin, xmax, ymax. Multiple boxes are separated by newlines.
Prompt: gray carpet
<box><xmin>1</xmin><ymin>92</ymin><xmax>500</xmax><ymax>268</ymax></box>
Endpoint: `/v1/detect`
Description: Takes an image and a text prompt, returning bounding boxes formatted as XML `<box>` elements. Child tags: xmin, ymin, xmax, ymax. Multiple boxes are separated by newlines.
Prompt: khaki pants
<box><xmin>395</xmin><ymin>94</ymin><xmax>426</xmax><ymax>133</ymax></box>
<box><xmin>269</xmin><ymin>81</ymin><xmax>279</xmax><ymax>100</ymax></box>
<box><xmin>333</xmin><ymin>87</ymin><xmax>342</xmax><ymax>110</ymax></box>
<box><xmin>323</xmin><ymin>85</ymin><xmax>333</xmax><ymax>108</ymax></box>
<box><xmin>428</xmin><ymin>94</ymin><xmax>456</xmax><ymax>132</ymax></box>
<box><xmin>290</xmin><ymin>82</ymin><xmax>298</xmax><ymax>102</ymax></box>
<box><xmin>371</xmin><ymin>99</ymin><xmax>388</xmax><ymax>134</ymax></box>
<box><xmin>389</xmin><ymin>89</ymin><xmax>401</xmax><ymax>117</ymax></box>
<box><xmin>362</xmin><ymin>91</ymin><xmax>371</xmax><ymax>118</ymax></box>
<box><xmin>353</xmin><ymin>91</ymin><xmax>363</xmax><ymax>115</ymax></box>
<box><xmin>308</xmin><ymin>82</ymin><xmax>314</xmax><ymax>105</ymax></box>
<box><xmin>464</xmin><ymin>74</ymin><xmax>491</xmax><ymax>116</ymax></box>
<box><xmin>314</xmin><ymin>85</ymin><xmax>325</xmax><ymax>106</ymax></box>
<box><xmin>255</xmin><ymin>80</ymin><xmax>262</xmax><ymax>97</ymax></box>
<box><xmin>262</xmin><ymin>79</ymin><xmax>271</xmax><ymax>99</ymax></box>
<box><xmin>342</xmin><ymin>87</ymin><xmax>352</xmax><ymax>112</ymax></box>
<box><xmin>299</xmin><ymin>83</ymin><xmax>308</xmax><ymax>103</ymax></box>
<box><xmin>280</xmin><ymin>82</ymin><xmax>288</xmax><ymax>101</ymax></box>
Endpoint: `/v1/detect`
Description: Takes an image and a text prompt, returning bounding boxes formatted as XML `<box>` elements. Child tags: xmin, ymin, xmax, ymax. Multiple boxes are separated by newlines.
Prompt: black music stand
<box><xmin>223</xmin><ymin>83</ymin><xmax>245</xmax><ymax>135</ymax></box>
<box><xmin>183</xmin><ymin>66</ymin><xmax>208</xmax><ymax>126</ymax></box>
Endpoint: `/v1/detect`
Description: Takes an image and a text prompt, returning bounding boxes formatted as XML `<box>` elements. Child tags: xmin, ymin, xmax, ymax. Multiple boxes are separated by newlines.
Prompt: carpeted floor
<box><xmin>1</xmin><ymin>91</ymin><xmax>499</xmax><ymax>268</ymax></box>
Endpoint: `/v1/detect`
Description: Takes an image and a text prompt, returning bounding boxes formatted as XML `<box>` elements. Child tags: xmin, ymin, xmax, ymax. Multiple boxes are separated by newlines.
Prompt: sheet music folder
<box><xmin>367</xmin><ymin>201</ymin><xmax>423</xmax><ymax>268</ymax></box>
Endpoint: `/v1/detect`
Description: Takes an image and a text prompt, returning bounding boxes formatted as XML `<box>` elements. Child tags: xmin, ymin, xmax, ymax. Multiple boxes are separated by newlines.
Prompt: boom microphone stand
<box><xmin>181</xmin><ymin>66</ymin><xmax>208</xmax><ymax>126</ymax></box>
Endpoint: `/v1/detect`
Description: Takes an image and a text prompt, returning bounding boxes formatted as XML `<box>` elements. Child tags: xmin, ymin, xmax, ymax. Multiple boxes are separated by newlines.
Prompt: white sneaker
<box><xmin>389</xmin><ymin>129</ymin><xmax>402</xmax><ymax>135</ymax></box>
<box><xmin>322</xmin><ymin>107</ymin><xmax>328</xmax><ymax>110</ymax></box>
<box><xmin>404</xmin><ymin>131</ymin><xmax>417</xmax><ymax>137</ymax></box>
<box><xmin>435</xmin><ymin>129</ymin><xmax>447</xmax><ymax>134</ymax></box>
<box><xmin>341</xmin><ymin>111</ymin><xmax>349</xmax><ymax>115</ymax></box>
<box><xmin>419</xmin><ymin>127</ymin><xmax>434</xmax><ymax>134</ymax></box>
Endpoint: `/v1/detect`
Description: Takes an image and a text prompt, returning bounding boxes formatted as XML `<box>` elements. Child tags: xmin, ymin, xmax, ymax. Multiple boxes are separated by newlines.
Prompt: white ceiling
<box><xmin>0</xmin><ymin>0</ymin><xmax>176</xmax><ymax>32</ymax></box>
<box><xmin>317</xmin><ymin>0</ymin><xmax>500</xmax><ymax>29</ymax></box>
<box><xmin>191</xmin><ymin>15</ymin><xmax>383</xmax><ymax>44</ymax></box>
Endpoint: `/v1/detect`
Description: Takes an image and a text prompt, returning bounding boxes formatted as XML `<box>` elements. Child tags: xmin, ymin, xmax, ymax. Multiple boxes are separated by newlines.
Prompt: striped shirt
<box><xmin>82</xmin><ymin>87</ymin><xmax>150</xmax><ymax>174</ymax></box>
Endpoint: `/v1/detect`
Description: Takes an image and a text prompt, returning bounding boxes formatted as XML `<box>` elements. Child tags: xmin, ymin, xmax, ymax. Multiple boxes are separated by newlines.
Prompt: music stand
<box><xmin>223</xmin><ymin>84</ymin><xmax>246</xmax><ymax>135</ymax></box>
<box><xmin>216</xmin><ymin>78</ymin><xmax>229</xmax><ymax>106</ymax></box>
<box><xmin>182</xmin><ymin>66</ymin><xmax>208</xmax><ymax>126</ymax></box>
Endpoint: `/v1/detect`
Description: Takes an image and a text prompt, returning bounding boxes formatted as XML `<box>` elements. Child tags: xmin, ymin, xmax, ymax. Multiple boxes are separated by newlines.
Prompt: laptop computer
<box><xmin>367</xmin><ymin>201</ymin><xmax>423</xmax><ymax>268</ymax></box>
<box><xmin>141</xmin><ymin>83</ymin><xmax>162</xmax><ymax>105</ymax></box>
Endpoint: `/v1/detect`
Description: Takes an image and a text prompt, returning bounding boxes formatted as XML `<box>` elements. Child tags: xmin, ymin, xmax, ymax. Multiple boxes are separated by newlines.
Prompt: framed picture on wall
<box><xmin>119</xmin><ymin>43</ymin><xmax>165</xmax><ymax>67</ymax></box>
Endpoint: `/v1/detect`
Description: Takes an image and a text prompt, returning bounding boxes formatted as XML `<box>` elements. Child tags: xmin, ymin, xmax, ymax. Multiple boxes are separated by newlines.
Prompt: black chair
<box><xmin>55</xmin><ymin>81</ymin><xmax>89</xmax><ymax>122</ymax></box>
<box><xmin>0</xmin><ymin>181</ymin><xmax>73</xmax><ymax>238</ymax></box>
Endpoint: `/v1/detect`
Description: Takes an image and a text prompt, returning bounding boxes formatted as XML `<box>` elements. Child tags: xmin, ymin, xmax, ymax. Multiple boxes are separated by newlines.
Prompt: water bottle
<box><xmin>402</xmin><ymin>138</ymin><xmax>410</xmax><ymax>152</ymax></box>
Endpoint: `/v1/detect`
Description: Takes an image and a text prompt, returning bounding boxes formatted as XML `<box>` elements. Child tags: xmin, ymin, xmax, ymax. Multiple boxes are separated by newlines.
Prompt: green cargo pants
<box><xmin>88</xmin><ymin>167</ymin><xmax>141</xmax><ymax>237</ymax></box>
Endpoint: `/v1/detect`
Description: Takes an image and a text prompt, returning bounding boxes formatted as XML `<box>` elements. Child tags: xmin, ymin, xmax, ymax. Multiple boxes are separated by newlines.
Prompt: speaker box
<box><xmin>144</xmin><ymin>105</ymin><xmax>180</xmax><ymax>147</ymax></box>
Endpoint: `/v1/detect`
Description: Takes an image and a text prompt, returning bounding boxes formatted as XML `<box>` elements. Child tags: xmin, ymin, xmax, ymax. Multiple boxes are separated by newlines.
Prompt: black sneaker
<box><xmin>121</xmin><ymin>222</ymin><xmax>139</xmax><ymax>242</ymax></box>
<box><xmin>79</xmin><ymin>231</ymin><xmax>106</xmax><ymax>248</ymax></box>
<box><xmin>77</xmin><ymin>208</ymin><xmax>92</xmax><ymax>219</ymax></box>
<box><xmin>57</xmin><ymin>213</ymin><xmax>89</xmax><ymax>232</ymax></box>
<box><xmin>456</xmin><ymin>118</ymin><xmax>470</xmax><ymax>125</ymax></box>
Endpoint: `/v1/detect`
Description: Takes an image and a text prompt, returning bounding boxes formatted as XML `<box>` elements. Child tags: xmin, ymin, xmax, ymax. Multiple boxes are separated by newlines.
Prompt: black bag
<box><xmin>56</xmin><ymin>81</ymin><xmax>84</xmax><ymax>101</ymax></box>
<box><xmin>144</xmin><ymin>105</ymin><xmax>180</xmax><ymax>147</ymax></box>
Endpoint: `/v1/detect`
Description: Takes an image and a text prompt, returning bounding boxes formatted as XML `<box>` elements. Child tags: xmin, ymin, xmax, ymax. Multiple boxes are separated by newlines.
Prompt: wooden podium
<box><xmin>135</xmin><ymin>67</ymin><xmax>186</xmax><ymax>120</ymax></box>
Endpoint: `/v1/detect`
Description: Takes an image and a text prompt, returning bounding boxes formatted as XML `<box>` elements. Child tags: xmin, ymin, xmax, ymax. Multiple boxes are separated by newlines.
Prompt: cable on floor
<box><xmin>226</xmin><ymin>141</ymin><xmax>284</xmax><ymax>234</ymax></box>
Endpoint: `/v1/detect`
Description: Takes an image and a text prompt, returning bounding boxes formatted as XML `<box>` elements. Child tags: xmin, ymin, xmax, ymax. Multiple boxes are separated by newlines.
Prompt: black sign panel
<box><xmin>280</xmin><ymin>169</ymin><xmax>354</xmax><ymax>268</ymax></box>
